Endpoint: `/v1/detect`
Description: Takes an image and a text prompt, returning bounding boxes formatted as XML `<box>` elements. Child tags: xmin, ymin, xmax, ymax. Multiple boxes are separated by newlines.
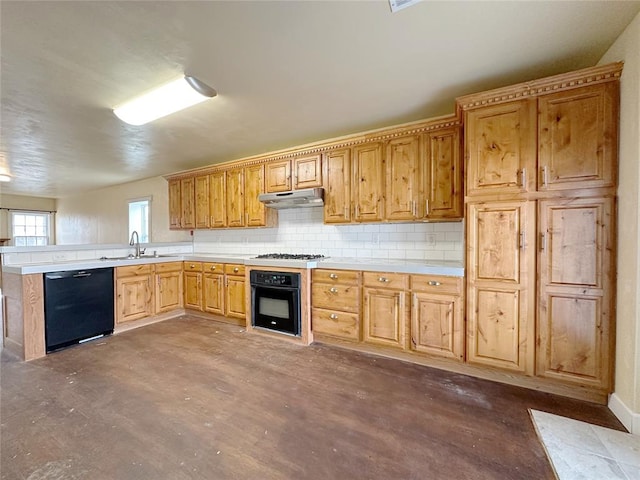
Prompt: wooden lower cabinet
<box><xmin>410</xmin><ymin>275</ymin><xmax>464</xmax><ymax>361</ymax></box>
<box><xmin>311</xmin><ymin>269</ymin><xmax>361</xmax><ymax>341</ymax></box>
<box><xmin>155</xmin><ymin>263</ymin><xmax>183</xmax><ymax>313</ymax></box>
<box><xmin>466</xmin><ymin>201</ymin><xmax>536</xmax><ymax>374</ymax></box>
<box><xmin>363</xmin><ymin>287</ymin><xmax>407</xmax><ymax>349</ymax></box>
<box><xmin>183</xmin><ymin>262</ymin><xmax>203</xmax><ymax>311</ymax></box>
<box><xmin>116</xmin><ymin>265</ymin><xmax>154</xmax><ymax>324</ymax></box>
<box><xmin>203</xmin><ymin>263</ymin><xmax>224</xmax><ymax>315</ymax></box>
<box><xmin>536</xmin><ymin>196</ymin><xmax>614</xmax><ymax>389</ymax></box>
<box><xmin>225</xmin><ymin>264</ymin><xmax>246</xmax><ymax>319</ymax></box>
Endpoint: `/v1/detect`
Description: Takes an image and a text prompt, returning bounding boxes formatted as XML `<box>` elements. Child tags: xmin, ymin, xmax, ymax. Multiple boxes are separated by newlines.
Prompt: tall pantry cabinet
<box><xmin>459</xmin><ymin>63</ymin><xmax>622</xmax><ymax>397</ymax></box>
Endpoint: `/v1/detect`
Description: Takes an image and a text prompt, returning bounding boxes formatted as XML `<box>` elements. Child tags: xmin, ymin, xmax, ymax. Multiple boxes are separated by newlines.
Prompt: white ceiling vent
<box><xmin>389</xmin><ymin>0</ymin><xmax>422</xmax><ymax>13</ymax></box>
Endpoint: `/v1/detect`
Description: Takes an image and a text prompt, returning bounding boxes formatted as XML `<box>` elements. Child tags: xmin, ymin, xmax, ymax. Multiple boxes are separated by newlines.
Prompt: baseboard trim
<box><xmin>608</xmin><ymin>393</ymin><xmax>640</xmax><ymax>434</ymax></box>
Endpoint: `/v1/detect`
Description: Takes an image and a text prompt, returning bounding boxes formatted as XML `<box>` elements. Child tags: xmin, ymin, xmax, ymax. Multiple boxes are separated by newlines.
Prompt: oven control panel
<box><xmin>250</xmin><ymin>271</ymin><xmax>300</xmax><ymax>288</ymax></box>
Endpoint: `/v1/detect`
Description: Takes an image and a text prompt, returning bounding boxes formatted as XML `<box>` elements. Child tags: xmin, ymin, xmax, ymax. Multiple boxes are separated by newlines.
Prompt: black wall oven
<box><xmin>250</xmin><ymin>270</ymin><xmax>301</xmax><ymax>336</ymax></box>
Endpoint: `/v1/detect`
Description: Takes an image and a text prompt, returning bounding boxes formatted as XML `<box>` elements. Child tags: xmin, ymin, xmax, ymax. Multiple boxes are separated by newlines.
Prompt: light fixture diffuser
<box><xmin>113</xmin><ymin>76</ymin><xmax>217</xmax><ymax>126</ymax></box>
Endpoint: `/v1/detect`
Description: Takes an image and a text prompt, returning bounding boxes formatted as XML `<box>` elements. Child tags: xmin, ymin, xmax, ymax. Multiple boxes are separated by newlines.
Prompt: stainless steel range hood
<box><xmin>258</xmin><ymin>187</ymin><xmax>324</xmax><ymax>209</ymax></box>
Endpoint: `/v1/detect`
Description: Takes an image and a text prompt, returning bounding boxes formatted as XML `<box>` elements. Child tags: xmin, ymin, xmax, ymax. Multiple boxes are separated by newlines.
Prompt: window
<box><xmin>128</xmin><ymin>198</ymin><xmax>150</xmax><ymax>243</ymax></box>
<box><xmin>11</xmin><ymin>212</ymin><xmax>52</xmax><ymax>246</ymax></box>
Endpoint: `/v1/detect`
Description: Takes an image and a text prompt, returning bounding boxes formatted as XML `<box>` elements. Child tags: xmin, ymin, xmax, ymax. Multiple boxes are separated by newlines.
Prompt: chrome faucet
<box><xmin>129</xmin><ymin>230</ymin><xmax>144</xmax><ymax>258</ymax></box>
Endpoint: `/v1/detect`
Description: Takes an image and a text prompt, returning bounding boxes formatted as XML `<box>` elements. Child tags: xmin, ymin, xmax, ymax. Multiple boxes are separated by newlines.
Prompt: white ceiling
<box><xmin>1</xmin><ymin>1</ymin><xmax>639</xmax><ymax>199</ymax></box>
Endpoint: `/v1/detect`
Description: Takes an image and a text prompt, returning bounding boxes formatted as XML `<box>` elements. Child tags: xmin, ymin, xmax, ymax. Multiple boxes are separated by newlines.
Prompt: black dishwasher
<box><xmin>44</xmin><ymin>267</ymin><xmax>114</xmax><ymax>352</ymax></box>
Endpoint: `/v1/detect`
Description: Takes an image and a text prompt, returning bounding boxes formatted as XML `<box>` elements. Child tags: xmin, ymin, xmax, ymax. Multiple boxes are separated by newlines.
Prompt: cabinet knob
<box><xmin>329</xmin><ymin>287</ymin><xmax>338</xmax><ymax>294</ymax></box>
<box><xmin>329</xmin><ymin>273</ymin><xmax>338</xmax><ymax>279</ymax></box>
<box><xmin>210</xmin><ymin>266</ymin><xmax>216</xmax><ymax>271</ymax></box>
<box><xmin>378</xmin><ymin>276</ymin><xmax>389</xmax><ymax>283</ymax></box>
<box><xmin>233</xmin><ymin>267</ymin><xmax>239</xmax><ymax>273</ymax></box>
<box><xmin>330</xmin><ymin>314</ymin><xmax>338</xmax><ymax>320</ymax></box>
<box><xmin>190</xmin><ymin>264</ymin><xmax>196</xmax><ymax>269</ymax></box>
<box><xmin>428</xmin><ymin>280</ymin><xmax>441</xmax><ymax>286</ymax></box>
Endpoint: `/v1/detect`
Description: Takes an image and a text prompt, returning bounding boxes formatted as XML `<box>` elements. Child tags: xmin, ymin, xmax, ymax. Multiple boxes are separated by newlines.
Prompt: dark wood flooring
<box><xmin>1</xmin><ymin>316</ymin><xmax>625</xmax><ymax>480</ymax></box>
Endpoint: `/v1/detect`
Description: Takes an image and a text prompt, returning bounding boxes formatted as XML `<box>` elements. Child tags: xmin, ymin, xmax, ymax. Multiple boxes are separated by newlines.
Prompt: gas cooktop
<box><xmin>254</xmin><ymin>253</ymin><xmax>326</xmax><ymax>260</ymax></box>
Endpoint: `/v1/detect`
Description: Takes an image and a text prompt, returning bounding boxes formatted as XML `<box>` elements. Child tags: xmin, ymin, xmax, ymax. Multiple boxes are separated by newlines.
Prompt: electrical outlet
<box><xmin>426</xmin><ymin>234</ymin><xmax>436</xmax><ymax>247</ymax></box>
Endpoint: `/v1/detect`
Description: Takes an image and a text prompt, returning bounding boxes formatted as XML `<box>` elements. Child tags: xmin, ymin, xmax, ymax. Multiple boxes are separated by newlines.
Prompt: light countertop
<box><xmin>3</xmin><ymin>254</ymin><xmax>464</xmax><ymax>277</ymax></box>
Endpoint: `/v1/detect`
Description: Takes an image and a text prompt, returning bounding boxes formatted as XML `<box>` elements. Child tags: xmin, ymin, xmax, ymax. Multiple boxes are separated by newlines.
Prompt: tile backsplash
<box><xmin>194</xmin><ymin>208</ymin><xmax>464</xmax><ymax>261</ymax></box>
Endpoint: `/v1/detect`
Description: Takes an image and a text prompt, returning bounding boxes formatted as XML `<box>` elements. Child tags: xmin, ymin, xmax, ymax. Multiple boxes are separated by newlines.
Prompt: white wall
<box><xmin>56</xmin><ymin>176</ymin><xmax>191</xmax><ymax>245</ymax></box>
<box><xmin>599</xmin><ymin>11</ymin><xmax>640</xmax><ymax>434</ymax></box>
<box><xmin>194</xmin><ymin>207</ymin><xmax>464</xmax><ymax>261</ymax></box>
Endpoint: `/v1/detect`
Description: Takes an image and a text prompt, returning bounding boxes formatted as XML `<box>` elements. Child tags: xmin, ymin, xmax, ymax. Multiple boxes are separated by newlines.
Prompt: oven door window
<box><xmin>253</xmin><ymin>286</ymin><xmax>299</xmax><ymax>335</ymax></box>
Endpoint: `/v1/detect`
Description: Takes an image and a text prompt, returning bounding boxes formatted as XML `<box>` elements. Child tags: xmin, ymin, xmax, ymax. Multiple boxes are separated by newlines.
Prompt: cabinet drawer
<box><xmin>116</xmin><ymin>264</ymin><xmax>153</xmax><ymax>277</ymax></box>
<box><xmin>312</xmin><ymin>308</ymin><xmax>359</xmax><ymax>341</ymax></box>
<box><xmin>312</xmin><ymin>283</ymin><xmax>360</xmax><ymax>313</ymax></box>
<box><xmin>410</xmin><ymin>275</ymin><xmax>462</xmax><ymax>295</ymax></box>
<box><xmin>203</xmin><ymin>262</ymin><xmax>224</xmax><ymax>274</ymax></box>
<box><xmin>225</xmin><ymin>264</ymin><xmax>245</xmax><ymax>276</ymax></box>
<box><xmin>313</xmin><ymin>269</ymin><xmax>361</xmax><ymax>285</ymax></box>
<box><xmin>154</xmin><ymin>262</ymin><xmax>182</xmax><ymax>273</ymax></box>
<box><xmin>183</xmin><ymin>261</ymin><xmax>203</xmax><ymax>272</ymax></box>
<box><xmin>363</xmin><ymin>272</ymin><xmax>409</xmax><ymax>290</ymax></box>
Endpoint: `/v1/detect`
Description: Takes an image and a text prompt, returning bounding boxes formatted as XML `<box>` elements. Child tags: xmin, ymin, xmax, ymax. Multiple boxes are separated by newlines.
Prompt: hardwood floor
<box><xmin>1</xmin><ymin>315</ymin><xmax>625</xmax><ymax>480</ymax></box>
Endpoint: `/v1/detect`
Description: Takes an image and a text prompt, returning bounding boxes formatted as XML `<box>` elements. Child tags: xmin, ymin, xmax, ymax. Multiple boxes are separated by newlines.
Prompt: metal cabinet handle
<box><xmin>428</xmin><ymin>280</ymin><xmax>441</xmax><ymax>286</ymax></box>
<box><xmin>190</xmin><ymin>264</ymin><xmax>196</xmax><ymax>269</ymax></box>
<box><xmin>541</xmin><ymin>166</ymin><xmax>548</xmax><ymax>187</ymax></box>
<box><xmin>378</xmin><ymin>276</ymin><xmax>389</xmax><ymax>283</ymax></box>
<box><xmin>519</xmin><ymin>231</ymin><xmax>525</xmax><ymax>249</ymax></box>
<box><xmin>518</xmin><ymin>168</ymin><xmax>527</xmax><ymax>188</ymax></box>
<box><xmin>233</xmin><ymin>267</ymin><xmax>239</xmax><ymax>273</ymax></box>
<box><xmin>329</xmin><ymin>273</ymin><xmax>338</xmax><ymax>279</ymax></box>
<box><xmin>540</xmin><ymin>232</ymin><xmax>547</xmax><ymax>252</ymax></box>
<box><xmin>329</xmin><ymin>287</ymin><xmax>338</xmax><ymax>293</ymax></box>
<box><xmin>425</xmin><ymin>199</ymin><xmax>430</xmax><ymax>216</ymax></box>
<box><xmin>355</xmin><ymin>204</ymin><xmax>360</xmax><ymax>218</ymax></box>
<box><xmin>330</xmin><ymin>314</ymin><xmax>338</xmax><ymax>320</ymax></box>
<box><xmin>412</xmin><ymin>200</ymin><xmax>417</xmax><ymax>217</ymax></box>
<box><xmin>211</xmin><ymin>266</ymin><xmax>216</xmax><ymax>271</ymax></box>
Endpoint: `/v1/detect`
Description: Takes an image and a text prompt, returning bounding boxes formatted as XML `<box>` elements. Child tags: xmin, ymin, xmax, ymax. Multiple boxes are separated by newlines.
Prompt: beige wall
<box><xmin>599</xmin><ymin>11</ymin><xmax>640</xmax><ymax>431</ymax></box>
<box><xmin>0</xmin><ymin>193</ymin><xmax>57</xmax><ymax>240</ymax></box>
<box><xmin>56</xmin><ymin>176</ymin><xmax>191</xmax><ymax>245</ymax></box>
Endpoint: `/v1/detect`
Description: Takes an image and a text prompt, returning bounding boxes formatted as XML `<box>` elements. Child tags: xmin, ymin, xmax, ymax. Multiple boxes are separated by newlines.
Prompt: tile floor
<box><xmin>531</xmin><ymin>410</ymin><xmax>640</xmax><ymax>479</ymax></box>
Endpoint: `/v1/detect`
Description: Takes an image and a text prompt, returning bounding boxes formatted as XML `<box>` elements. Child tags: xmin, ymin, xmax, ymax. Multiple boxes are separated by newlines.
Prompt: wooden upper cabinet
<box><xmin>209</xmin><ymin>171</ymin><xmax>227</xmax><ymax>228</ymax></box>
<box><xmin>265</xmin><ymin>160</ymin><xmax>291</xmax><ymax>193</ymax></box>
<box><xmin>245</xmin><ymin>164</ymin><xmax>266</xmax><ymax>227</ymax></box>
<box><xmin>194</xmin><ymin>175</ymin><xmax>210</xmax><ymax>229</ymax></box>
<box><xmin>465</xmin><ymin>100</ymin><xmax>536</xmax><ymax>197</ymax></box>
<box><xmin>168</xmin><ymin>179</ymin><xmax>182</xmax><ymax>229</ymax></box>
<box><xmin>353</xmin><ymin>142</ymin><xmax>384</xmax><ymax>222</ymax></box>
<box><xmin>424</xmin><ymin>127</ymin><xmax>463</xmax><ymax>219</ymax></box>
<box><xmin>226</xmin><ymin>168</ymin><xmax>245</xmax><ymax>227</ymax></box>
<box><xmin>385</xmin><ymin>135</ymin><xmax>420</xmax><ymax>221</ymax></box>
<box><xmin>537</xmin><ymin>196</ymin><xmax>614</xmax><ymax>389</ymax></box>
<box><xmin>293</xmin><ymin>154</ymin><xmax>322</xmax><ymax>189</ymax></box>
<box><xmin>538</xmin><ymin>83</ymin><xmax>618</xmax><ymax>191</ymax></box>
<box><xmin>323</xmin><ymin>148</ymin><xmax>352</xmax><ymax>224</ymax></box>
<box><xmin>466</xmin><ymin>200</ymin><xmax>536</xmax><ymax>374</ymax></box>
<box><xmin>180</xmin><ymin>177</ymin><xmax>196</xmax><ymax>229</ymax></box>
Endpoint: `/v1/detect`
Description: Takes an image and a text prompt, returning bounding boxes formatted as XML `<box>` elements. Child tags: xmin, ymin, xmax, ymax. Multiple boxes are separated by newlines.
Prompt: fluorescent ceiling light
<box><xmin>0</xmin><ymin>173</ymin><xmax>12</xmax><ymax>182</ymax></box>
<box><xmin>113</xmin><ymin>76</ymin><xmax>217</xmax><ymax>126</ymax></box>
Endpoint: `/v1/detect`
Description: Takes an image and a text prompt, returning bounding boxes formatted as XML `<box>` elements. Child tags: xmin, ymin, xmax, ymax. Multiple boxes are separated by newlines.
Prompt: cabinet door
<box><xmin>180</xmin><ymin>177</ymin><xmax>196</xmax><ymax>229</ymax></box>
<box><xmin>209</xmin><ymin>171</ymin><xmax>227</xmax><ymax>228</ymax></box>
<box><xmin>226</xmin><ymin>169</ymin><xmax>245</xmax><ymax>227</ymax></box>
<box><xmin>194</xmin><ymin>175</ymin><xmax>210</xmax><ymax>229</ymax></box>
<box><xmin>424</xmin><ymin>127</ymin><xmax>463</xmax><ymax>219</ymax></box>
<box><xmin>466</xmin><ymin>201</ymin><xmax>536</xmax><ymax>373</ymax></box>
<box><xmin>362</xmin><ymin>288</ymin><xmax>407</xmax><ymax>349</ymax></box>
<box><xmin>156</xmin><ymin>271</ymin><xmax>183</xmax><ymax>313</ymax></box>
<box><xmin>225</xmin><ymin>276</ymin><xmax>246</xmax><ymax>319</ymax></box>
<box><xmin>183</xmin><ymin>271</ymin><xmax>203</xmax><ymax>311</ymax></box>
<box><xmin>465</xmin><ymin>100</ymin><xmax>536</xmax><ymax>196</ymax></box>
<box><xmin>411</xmin><ymin>292</ymin><xmax>463</xmax><ymax>361</ymax></box>
<box><xmin>116</xmin><ymin>275</ymin><xmax>153</xmax><ymax>324</ymax></box>
<box><xmin>323</xmin><ymin>149</ymin><xmax>352</xmax><ymax>223</ymax></box>
<box><xmin>293</xmin><ymin>154</ymin><xmax>322</xmax><ymax>189</ymax></box>
<box><xmin>203</xmin><ymin>273</ymin><xmax>224</xmax><ymax>315</ymax></box>
<box><xmin>245</xmin><ymin>164</ymin><xmax>266</xmax><ymax>227</ymax></box>
<box><xmin>266</xmin><ymin>160</ymin><xmax>291</xmax><ymax>193</ymax></box>
<box><xmin>537</xmin><ymin>197</ymin><xmax>613</xmax><ymax>389</ymax></box>
<box><xmin>168</xmin><ymin>179</ymin><xmax>182</xmax><ymax>229</ymax></box>
<box><xmin>385</xmin><ymin>135</ymin><xmax>420</xmax><ymax>221</ymax></box>
<box><xmin>538</xmin><ymin>83</ymin><xmax>618</xmax><ymax>191</ymax></box>
<box><xmin>353</xmin><ymin>142</ymin><xmax>384</xmax><ymax>222</ymax></box>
